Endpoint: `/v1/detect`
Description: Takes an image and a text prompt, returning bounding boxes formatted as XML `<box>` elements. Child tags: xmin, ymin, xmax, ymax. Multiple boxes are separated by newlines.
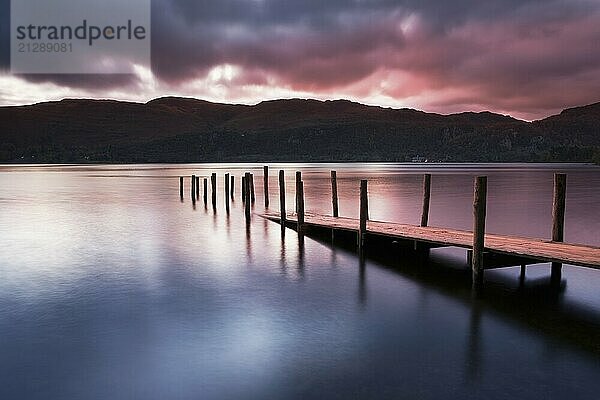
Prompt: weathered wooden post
<box><xmin>231</xmin><ymin>175</ymin><xmax>235</xmax><ymax>200</ymax></box>
<box><xmin>331</xmin><ymin>170</ymin><xmax>339</xmax><ymax>217</ymax></box>
<box><xmin>196</xmin><ymin>176</ymin><xmax>200</xmax><ymax>199</ymax></box>
<box><xmin>225</xmin><ymin>173</ymin><xmax>230</xmax><ymax>213</ymax></box>
<box><xmin>191</xmin><ymin>175</ymin><xmax>196</xmax><ymax>201</ymax></box>
<box><xmin>250</xmin><ymin>173</ymin><xmax>256</xmax><ymax>203</ymax></box>
<box><xmin>242</xmin><ymin>176</ymin><xmax>246</xmax><ymax>202</ymax></box>
<box><xmin>297</xmin><ymin>181</ymin><xmax>305</xmax><ymax>235</ymax></box>
<box><xmin>295</xmin><ymin>171</ymin><xmax>302</xmax><ymax>212</ymax></box>
<box><xmin>421</xmin><ymin>174</ymin><xmax>431</xmax><ymax>227</ymax></box>
<box><xmin>551</xmin><ymin>173</ymin><xmax>567</xmax><ymax>285</ymax></box>
<box><xmin>359</xmin><ymin>180</ymin><xmax>369</xmax><ymax>253</ymax></box>
<box><xmin>264</xmin><ymin>166</ymin><xmax>269</xmax><ymax>208</ymax></box>
<box><xmin>472</xmin><ymin>176</ymin><xmax>487</xmax><ymax>287</ymax></box>
<box><xmin>211</xmin><ymin>173</ymin><xmax>217</xmax><ymax>208</ymax></box>
<box><xmin>179</xmin><ymin>177</ymin><xmax>184</xmax><ymax>199</ymax></box>
<box><xmin>203</xmin><ymin>178</ymin><xmax>208</xmax><ymax>206</ymax></box>
<box><xmin>244</xmin><ymin>172</ymin><xmax>251</xmax><ymax>220</ymax></box>
<box><xmin>279</xmin><ymin>170</ymin><xmax>286</xmax><ymax>230</ymax></box>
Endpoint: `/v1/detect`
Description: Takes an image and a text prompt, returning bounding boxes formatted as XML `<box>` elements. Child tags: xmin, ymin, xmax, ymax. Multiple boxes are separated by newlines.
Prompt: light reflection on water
<box><xmin>0</xmin><ymin>163</ymin><xmax>599</xmax><ymax>399</ymax></box>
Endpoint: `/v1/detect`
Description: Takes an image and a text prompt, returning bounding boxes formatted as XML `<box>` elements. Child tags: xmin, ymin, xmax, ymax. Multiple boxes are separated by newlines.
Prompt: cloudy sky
<box><xmin>1</xmin><ymin>0</ymin><xmax>599</xmax><ymax>120</ymax></box>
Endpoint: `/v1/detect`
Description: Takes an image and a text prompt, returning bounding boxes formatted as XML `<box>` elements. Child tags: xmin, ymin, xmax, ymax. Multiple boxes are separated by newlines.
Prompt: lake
<box><xmin>0</xmin><ymin>163</ymin><xmax>599</xmax><ymax>399</ymax></box>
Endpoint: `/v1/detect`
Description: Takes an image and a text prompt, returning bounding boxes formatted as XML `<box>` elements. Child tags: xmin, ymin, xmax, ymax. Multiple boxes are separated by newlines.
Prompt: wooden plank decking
<box><xmin>260</xmin><ymin>211</ymin><xmax>600</xmax><ymax>270</ymax></box>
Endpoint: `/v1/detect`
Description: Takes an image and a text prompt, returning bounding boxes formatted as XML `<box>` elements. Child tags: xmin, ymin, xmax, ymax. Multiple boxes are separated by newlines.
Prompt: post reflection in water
<box><xmin>297</xmin><ymin>234</ymin><xmax>305</xmax><ymax>280</ymax></box>
<box><xmin>358</xmin><ymin>255</ymin><xmax>367</xmax><ymax>307</ymax></box>
<box><xmin>465</xmin><ymin>301</ymin><xmax>483</xmax><ymax>383</ymax></box>
<box><xmin>280</xmin><ymin>232</ymin><xmax>287</xmax><ymax>276</ymax></box>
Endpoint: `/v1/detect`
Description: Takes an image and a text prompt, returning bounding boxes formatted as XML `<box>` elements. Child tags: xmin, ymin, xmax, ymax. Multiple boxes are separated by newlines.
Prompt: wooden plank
<box><xmin>258</xmin><ymin>211</ymin><xmax>600</xmax><ymax>270</ymax></box>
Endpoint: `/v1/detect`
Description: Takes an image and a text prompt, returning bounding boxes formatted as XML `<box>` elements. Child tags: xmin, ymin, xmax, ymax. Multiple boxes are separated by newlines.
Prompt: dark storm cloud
<box><xmin>6</xmin><ymin>0</ymin><xmax>600</xmax><ymax>117</ymax></box>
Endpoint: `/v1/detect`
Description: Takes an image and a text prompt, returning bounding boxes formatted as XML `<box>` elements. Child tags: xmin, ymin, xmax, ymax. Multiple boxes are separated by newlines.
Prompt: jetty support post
<box><xmin>415</xmin><ymin>173</ymin><xmax>432</xmax><ymax>252</ymax></box>
<box><xmin>264</xmin><ymin>166</ymin><xmax>269</xmax><ymax>208</ymax></box>
<box><xmin>225</xmin><ymin>173</ymin><xmax>230</xmax><ymax>213</ymax></box>
<box><xmin>211</xmin><ymin>173</ymin><xmax>217</xmax><ymax>208</ymax></box>
<box><xmin>279</xmin><ymin>170</ymin><xmax>286</xmax><ymax>231</ymax></box>
<box><xmin>179</xmin><ymin>177</ymin><xmax>184</xmax><ymax>199</ymax></box>
<box><xmin>472</xmin><ymin>176</ymin><xmax>487</xmax><ymax>288</ymax></box>
<box><xmin>191</xmin><ymin>175</ymin><xmax>196</xmax><ymax>201</ymax></box>
<box><xmin>331</xmin><ymin>171</ymin><xmax>339</xmax><ymax>217</ymax></box>
<box><xmin>421</xmin><ymin>174</ymin><xmax>431</xmax><ymax>227</ymax></box>
<box><xmin>297</xmin><ymin>181</ymin><xmax>305</xmax><ymax>236</ymax></box>
<box><xmin>551</xmin><ymin>173</ymin><xmax>567</xmax><ymax>286</ymax></box>
<box><xmin>359</xmin><ymin>180</ymin><xmax>369</xmax><ymax>254</ymax></box>
<box><xmin>295</xmin><ymin>171</ymin><xmax>302</xmax><ymax>212</ymax></box>
<box><xmin>230</xmin><ymin>175</ymin><xmax>235</xmax><ymax>200</ymax></box>
<box><xmin>244</xmin><ymin>172</ymin><xmax>251</xmax><ymax>220</ymax></box>
<box><xmin>196</xmin><ymin>176</ymin><xmax>200</xmax><ymax>199</ymax></box>
<box><xmin>242</xmin><ymin>176</ymin><xmax>246</xmax><ymax>202</ymax></box>
<box><xmin>203</xmin><ymin>178</ymin><xmax>208</xmax><ymax>206</ymax></box>
<box><xmin>250</xmin><ymin>173</ymin><xmax>256</xmax><ymax>203</ymax></box>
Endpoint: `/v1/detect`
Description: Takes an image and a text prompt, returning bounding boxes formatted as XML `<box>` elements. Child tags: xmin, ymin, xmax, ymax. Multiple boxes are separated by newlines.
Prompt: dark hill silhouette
<box><xmin>0</xmin><ymin>97</ymin><xmax>598</xmax><ymax>163</ymax></box>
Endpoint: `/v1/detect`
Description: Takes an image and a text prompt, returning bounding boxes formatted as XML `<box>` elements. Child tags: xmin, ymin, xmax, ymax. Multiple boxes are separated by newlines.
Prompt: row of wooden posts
<box><xmin>179</xmin><ymin>167</ymin><xmax>270</xmax><ymax>211</ymax></box>
<box><xmin>180</xmin><ymin>167</ymin><xmax>567</xmax><ymax>286</ymax></box>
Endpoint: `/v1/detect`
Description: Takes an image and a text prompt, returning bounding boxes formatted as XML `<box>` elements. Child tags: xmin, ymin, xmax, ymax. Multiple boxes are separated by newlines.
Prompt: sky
<box><xmin>1</xmin><ymin>0</ymin><xmax>599</xmax><ymax>120</ymax></box>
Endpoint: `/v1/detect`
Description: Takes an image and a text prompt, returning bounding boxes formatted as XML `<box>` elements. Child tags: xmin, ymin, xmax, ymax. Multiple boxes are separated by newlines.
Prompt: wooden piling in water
<box><xmin>295</xmin><ymin>171</ymin><xmax>302</xmax><ymax>212</ymax></box>
<box><xmin>211</xmin><ymin>173</ymin><xmax>217</xmax><ymax>208</ymax></box>
<box><xmin>297</xmin><ymin>181</ymin><xmax>305</xmax><ymax>235</ymax></box>
<box><xmin>244</xmin><ymin>172</ymin><xmax>251</xmax><ymax>220</ymax></box>
<box><xmin>250</xmin><ymin>173</ymin><xmax>255</xmax><ymax>203</ymax></box>
<box><xmin>551</xmin><ymin>173</ymin><xmax>567</xmax><ymax>285</ymax></box>
<box><xmin>421</xmin><ymin>174</ymin><xmax>431</xmax><ymax>227</ymax></box>
<box><xmin>196</xmin><ymin>176</ymin><xmax>200</xmax><ymax>199</ymax></box>
<box><xmin>225</xmin><ymin>173</ymin><xmax>230</xmax><ymax>212</ymax></box>
<box><xmin>231</xmin><ymin>175</ymin><xmax>235</xmax><ymax>200</ymax></box>
<box><xmin>203</xmin><ymin>178</ymin><xmax>208</xmax><ymax>205</ymax></box>
<box><xmin>264</xmin><ymin>166</ymin><xmax>269</xmax><ymax>208</ymax></box>
<box><xmin>279</xmin><ymin>170</ymin><xmax>286</xmax><ymax>230</ymax></box>
<box><xmin>191</xmin><ymin>175</ymin><xmax>196</xmax><ymax>201</ymax></box>
<box><xmin>242</xmin><ymin>176</ymin><xmax>246</xmax><ymax>201</ymax></box>
<box><xmin>472</xmin><ymin>176</ymin><xmax>487</xmax><ymax>287</ymax></box>
<box><xmin>359</xmin><ymin>180</ymin><xmax>369</xmax><ymax>253</ymax></box>
<box><xmin>179</xmin><ymin>177</ymin><xmax>184</xmax><ymax>199</ymax></box>
<box><xmin>331</xmin><ymin>171</ymin><xmax>339</xmax><ymax>217</ymax></box>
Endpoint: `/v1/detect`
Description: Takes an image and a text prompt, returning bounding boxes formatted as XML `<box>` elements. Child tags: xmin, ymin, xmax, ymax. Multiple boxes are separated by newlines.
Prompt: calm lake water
<box><xmin>1</xmin><ymin>163</ymin><xmax>599</xmax><ymax>399</ymax></box>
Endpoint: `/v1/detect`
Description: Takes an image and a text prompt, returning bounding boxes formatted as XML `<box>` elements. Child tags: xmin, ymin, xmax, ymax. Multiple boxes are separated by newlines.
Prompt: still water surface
<box><xmin>0</xmin><ymin>163</ymin><xmax>599</xmax><ymax>399</ymax></box>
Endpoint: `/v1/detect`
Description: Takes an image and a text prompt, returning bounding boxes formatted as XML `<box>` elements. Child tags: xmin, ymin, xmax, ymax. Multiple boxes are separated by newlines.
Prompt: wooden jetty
<box><xmin>260</xmin><ymin>210</ymin><xmax>600</xmax><ymax>271</ymax></box>
<box><xmin>260</xmin><ymin>171</ymin><xmax>600</xmax><ymax>288</ymax></box>
<box><xmin>179</xmin><ymin>168</ymin><xmax>600</xmax><ymax>288</ymax></box>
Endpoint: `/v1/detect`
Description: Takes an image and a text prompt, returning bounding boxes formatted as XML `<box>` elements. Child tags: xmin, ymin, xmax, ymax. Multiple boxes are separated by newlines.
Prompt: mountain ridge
<box><xmin>0</xmin><ymin>97</ymin><xmax>598</xmax><ymax>163</ymax></box>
